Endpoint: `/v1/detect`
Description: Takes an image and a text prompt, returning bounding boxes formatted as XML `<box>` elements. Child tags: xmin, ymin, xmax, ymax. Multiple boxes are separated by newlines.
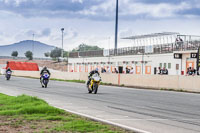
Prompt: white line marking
<box><xmin>52</xmin><ymin>105</ymin><xmax>151</xmax><ymax>133</ymax></box>
<box><xmin>107</xmin><ymin>119</ymin><xmax>167</xmax><ymax>121</ymax></box>
<box><xmin>79</xmin><ymin>110</ymin><xmax>105</xmax><ymax>113</ymax></box>
<box><xmin>107</xmin><ymin>118</ymin><xmax>200</xmax><ymax>121</ymax></box>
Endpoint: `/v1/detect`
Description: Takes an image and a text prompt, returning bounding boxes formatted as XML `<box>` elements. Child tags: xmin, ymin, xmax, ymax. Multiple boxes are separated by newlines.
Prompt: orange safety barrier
<box><xmin>6</xmin><ymin>61</ymin><xmax>39</xmax><ymax>71</ymax></box>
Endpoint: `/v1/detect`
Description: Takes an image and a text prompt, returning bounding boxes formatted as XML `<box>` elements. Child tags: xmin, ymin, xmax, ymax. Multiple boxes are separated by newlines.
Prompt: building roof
<box><xmin>122</xmin><ymin>32</ymin><xmax>180</xmax><ymax>40</ymax></box>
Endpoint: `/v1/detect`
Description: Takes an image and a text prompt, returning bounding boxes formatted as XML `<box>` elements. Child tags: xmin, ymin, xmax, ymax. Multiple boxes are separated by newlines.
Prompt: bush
<box><xmin>25</xmin><ymin>51</ymin><xmax>33</xmax><ymax>60</ymax></box>
<box><xmin>11</xmin><ymin>51</ymin><xmax>18</xmax><ymax>58</ymax></box>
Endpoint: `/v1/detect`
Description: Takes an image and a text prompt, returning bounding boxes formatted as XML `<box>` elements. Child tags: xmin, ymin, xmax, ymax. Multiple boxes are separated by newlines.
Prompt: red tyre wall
<box><xmin>6</xmin><ymin>61</ymin><xmax>39</xmax><ymax>71</ymax></box>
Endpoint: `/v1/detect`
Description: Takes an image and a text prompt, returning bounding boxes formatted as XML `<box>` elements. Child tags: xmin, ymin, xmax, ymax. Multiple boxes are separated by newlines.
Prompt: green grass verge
<box><xmin>51</xmin><ymin>78</ymin><xmax>114</xmax><ymax>86</ymax></box>
<box><xmin>0</xmin><ymin>93</ymin><xmax>130</xmax><ymax>133</ymax></box>
<box><xmin>51</xmin><ymin>78</ymin><xmax>86</xmax><ymax>83</ymax></box>
<box><xmin>160</xmin><ymin>88</ymin><xmax>186</xmax><ymax>92</ymax></box>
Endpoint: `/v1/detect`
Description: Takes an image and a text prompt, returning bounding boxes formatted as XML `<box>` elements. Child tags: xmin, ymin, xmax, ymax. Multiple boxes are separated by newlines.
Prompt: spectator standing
<box><xmin>107</xmin><ymin>66</ymin><xmax>111</xmax><ymax>73</ymax></box>
<box><xmin>114</xmin><ymin>68</ymin><xmax>119</xmax><ymax>73</ymax></box>
<box><xmin>188</xmin><ymin>67</ymin><xmax>194</xmax><ymax>76</ymax></box>
<box><xmin>191</xmin><ymin>67</ymin><xmax>196</xmax><ymax>76</ymax></box>
<box><xmin>101</xmin><ymin>67</ymin><xmax>106</xmax><ymax>73</ymax></box>
<box><xmin>186</xmin><ymin>67</ymin><xmax>190</xmax><ymax>76</ymax></box>
<box><xmin>158</xmin><ymin>67</ymin><xmax>162</xmax><ymax>74</ymax></box>
<box><xmin>126</xmin><ymin>67</ymin><xmax>130</xmax><ymax>74</ymax></box>
<box><xmin>130</xmin><ymin>67</ymin><xmax>134</xmax><ymax>74</ymax></box>
<box><xmin>179</xmin><ymin>37</ymin><xmax>183</xmax><ymax>42</ymax></box>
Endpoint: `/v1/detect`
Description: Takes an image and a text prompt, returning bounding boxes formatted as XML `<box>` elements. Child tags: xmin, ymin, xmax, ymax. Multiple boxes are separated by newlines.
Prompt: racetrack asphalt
<box><xmin>0</xmin><ymin>75</ymin><xmax>200</xmax><ymax>133</ymax></box>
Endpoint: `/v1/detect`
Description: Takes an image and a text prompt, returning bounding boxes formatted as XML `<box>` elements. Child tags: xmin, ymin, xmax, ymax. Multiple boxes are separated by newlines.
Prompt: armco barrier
<box><xmin>12</xmin><ymin>71</ymin><xmax>40</xmax><ymax>78</ymax></box>
<box><xmin>120</xmin><ymin>74</ymin><xmax>200</xmax><ymax>92</ymax></box>
<box><xmin>178</xmin><ymin>76</ymin><xmax>200</xmax><ymax>92</ymax></box>
<box><xmin>12</xmin><ymin>71</ymin><xmax>86</xmax><ymax>81</ymax></box>
<box><xmin>10</xmin><ymin>71</ymin><xmax>200</xmax><ymax>92</ymax></box>
<box><xmin>50</xmin><ymin>71</ymin><xmax>80</xmax><ymax>80</ymax></box>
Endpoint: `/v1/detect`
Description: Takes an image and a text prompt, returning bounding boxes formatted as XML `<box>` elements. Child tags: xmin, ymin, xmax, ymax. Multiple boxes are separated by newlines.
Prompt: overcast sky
<box><xmin>0</xmin><ymin>0</ymin><xmax>200</xmax><ymax>50</ymax></box>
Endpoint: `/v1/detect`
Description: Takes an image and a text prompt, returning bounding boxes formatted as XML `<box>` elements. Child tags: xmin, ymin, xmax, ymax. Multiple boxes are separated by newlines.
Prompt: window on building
<box><xmin>168</xmin><ymin>63</ymin><xmax>171</xmax><ymax>69</ymax></box>
<box><xmin>176</xmin><ymin>64</ymin><xmax>179</xmax><ymax>70</ymax></box>
<box><xmin>164</xmin><ymin>63</ymin><xmax>167</xmax><ymax>68</ymax></box>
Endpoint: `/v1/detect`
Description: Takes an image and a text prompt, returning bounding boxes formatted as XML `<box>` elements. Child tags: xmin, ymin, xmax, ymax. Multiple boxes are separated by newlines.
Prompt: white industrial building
<box><xmin>68</xmin><ymin>32</ymin><xmax>200</xmax><ymax>75</ymax></box>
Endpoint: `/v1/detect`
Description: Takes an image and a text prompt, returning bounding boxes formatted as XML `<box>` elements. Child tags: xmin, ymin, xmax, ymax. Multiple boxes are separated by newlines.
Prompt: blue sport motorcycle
<box><xmin>41</xmin><ymin>73</ymin><xmax>50</xmax><ymax>88</ymax></box>
<box><xmin>5</xmin><ymin>71</ymin><xmax>12</xmax><ymax>80</ymax></box>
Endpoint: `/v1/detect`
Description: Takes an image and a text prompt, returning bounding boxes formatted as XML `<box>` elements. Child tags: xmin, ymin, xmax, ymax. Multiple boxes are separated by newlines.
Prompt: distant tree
<box><xmin>11</xmin><ymin>51</ymin><xmax>18</xmax><ymax>58</ymax></box>
<box><xmin>44</xmin><ymin>52</ymin><xmax>50</xmax><ymax>57</ymax></box>
<box><xmin>25</xmin><ymin>51</ymin><xmax>33</xmax><ymax>60</ymax></box>
<box><xmin>63</xmin><ymin>51</ymin><xmax>69</xmax><ymax>57</ymax></box>
<box><xmin>50</xmin><ymin>48</ymin><xmax>62</xmax><ymax>61</ymax></box>
<box><xmin>72</xmin><ymin>44</ymin><xmax>103</xmax><ymax>52</ymax></box>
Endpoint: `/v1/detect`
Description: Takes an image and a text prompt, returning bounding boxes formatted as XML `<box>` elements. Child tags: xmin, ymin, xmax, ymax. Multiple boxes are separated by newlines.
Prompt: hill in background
<box><xmin>0</xmin><ymin>40</ymin><xmax>56</xmax><ymax>58</ymax></box>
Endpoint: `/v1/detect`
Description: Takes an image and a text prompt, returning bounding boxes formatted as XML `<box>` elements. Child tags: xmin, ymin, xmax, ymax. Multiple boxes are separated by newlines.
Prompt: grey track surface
<box><xmin>0</xmin><ymin>75</ymin><xmax>200</xmax><ymax>133</ymax></box>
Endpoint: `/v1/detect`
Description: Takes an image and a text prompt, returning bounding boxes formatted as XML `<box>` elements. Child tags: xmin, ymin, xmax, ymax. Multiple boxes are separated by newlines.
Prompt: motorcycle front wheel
<box><xmin>43</xmin><ymin>80</ymin><xmax>48</xmax><ymax>88</ymax></box>
<box><xmin>88</xmin><ymin>86</ymin><xmax>92</xmax><ymax>93</ymax></box>
<box><xmin>87</xmin><ymin>83</ymin><xmax>93</xmax><ymax>93</ymax></box>
<box><xmin>6</xmin><ymin>75</ymin><xmax>10</xmax><ymax>80</ymax></box>
<box><xmin>93</xmin><ymin>83</ymin><xmax>98</xmax><ymax>94</ymax></box>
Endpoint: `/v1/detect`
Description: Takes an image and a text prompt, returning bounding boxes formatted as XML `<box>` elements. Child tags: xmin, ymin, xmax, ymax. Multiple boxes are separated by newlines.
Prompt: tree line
<box><xmin>11</xmin><ymin>51</ymin><xmax>33</xmax><ymax>60</ymax></box>
<box><xmin>11</xmin><ymin>44</ymin><xmax>103</xmax><ymax>61</ymax></box>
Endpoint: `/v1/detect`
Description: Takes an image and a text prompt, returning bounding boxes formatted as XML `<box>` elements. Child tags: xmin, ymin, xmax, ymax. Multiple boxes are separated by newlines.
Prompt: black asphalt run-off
<box><xmin>0</xmin><ymin>76</ymin><xmax>200</xmax><ymax>133</ymax></box>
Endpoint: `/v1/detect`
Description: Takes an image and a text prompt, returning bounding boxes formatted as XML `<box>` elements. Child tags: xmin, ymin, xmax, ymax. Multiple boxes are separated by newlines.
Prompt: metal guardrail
<box><xmin>69</xmin><ymin>41</ymin><xmax>200</xmax><ymax>58</ymax></box>
<box><xmin>69</xmin><ymin>50</ymin><xmax>104</xmax><ymax>58</ymax></box>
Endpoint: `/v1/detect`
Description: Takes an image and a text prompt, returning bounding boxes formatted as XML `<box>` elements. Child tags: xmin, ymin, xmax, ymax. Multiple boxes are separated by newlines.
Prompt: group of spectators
<box><xmin>158</xmin><ymin>67</ymin><xmax>168</xmax><ymax>75</ymax></box>
<box><xmin>101</xmin><ymin>67</ymin><xmax>107</xmax><ymax>73</ymax></box>
<box><xmin>101</xmin><ymin>67</ymin><xmax>119</xmax><ymax>74</ymax></box>
<box><xmin>101</xmin><ymin>66</ymin><xmax>111</xmax><ymax>73</ymax></box>
<box><xmin>175</xmin><ymin>37</ymin><xmax>184</xmax><ymax>49</ymax></box>
<box><xmin>101</xmin><ymin>66</ymin><xmax>200</xmax><ymax>76</ymax></box>
<box><xmin>69</xmin><ymin>65</ymin><xmax>200</xmax><ymax>76</ymax></box>
<box><xmin>125</xmin><ymin>67</ymin><xmax>134</xmax><ymax>74</ymax></box>
<box><xmin>186</xmin><ymin>67</ymin><xmax>197</xmax><ymax>76</ymax></box>
<box><xmin>101</xmin><ymin>66</ymin><xmax>134</xmax><ymax>74</ymax></box>
<box><xmin>176</xmin><ymin>37</ymin><xmax>183</xmax><ymax>42</ymax></box>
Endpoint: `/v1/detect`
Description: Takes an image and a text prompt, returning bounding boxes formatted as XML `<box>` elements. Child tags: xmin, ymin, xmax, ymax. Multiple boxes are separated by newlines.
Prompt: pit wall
<box><xmin>4</xmin><ymin>70</ymin><xmax>200</xmax><ymax>92</ymax></box>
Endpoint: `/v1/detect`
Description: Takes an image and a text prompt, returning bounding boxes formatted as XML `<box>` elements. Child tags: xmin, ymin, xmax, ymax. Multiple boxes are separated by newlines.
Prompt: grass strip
<box><xmin>51</xmin><ymin>78</ymin><xmax>86</xmax><ymax>83</ymax></box>
<box><xmin>51</xmin><ymin>78</ymin><xmax>113</xmax><ymax>86</ymax></box>
<box><xmin>0</xmin><ymin>93</ymin><xmax>131</xmax><ymax>133</ymax></box>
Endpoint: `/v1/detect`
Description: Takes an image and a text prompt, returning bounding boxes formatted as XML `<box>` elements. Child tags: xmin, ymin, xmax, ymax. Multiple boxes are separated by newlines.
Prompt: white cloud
<box><xmin>81</xmin><ymin>0</ymin><xmax>193</xmax><ymax>18</ymax></box>
<box><xmin>125</xmin><ymin>1</ymin><xmax>191</xmax><ymax>18</ymax></box>
<box><xmin>72</xmin><ymin>0</ymin><xmax>83</xmax><ymax>3</ymax></box>
<box><xmin>0</xmin><ymin>0</ymin><xmax>200</xmax><ymax>51</ymax></box>
<box><xmin>0</xmin><ymin>0</ymin><xmax>199</xmax><ymax>20</ymax></box>
<box><xmin>1</xmin><ymin>0</ymin><xmax>29</xmax><ymax>6</ymax></box>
